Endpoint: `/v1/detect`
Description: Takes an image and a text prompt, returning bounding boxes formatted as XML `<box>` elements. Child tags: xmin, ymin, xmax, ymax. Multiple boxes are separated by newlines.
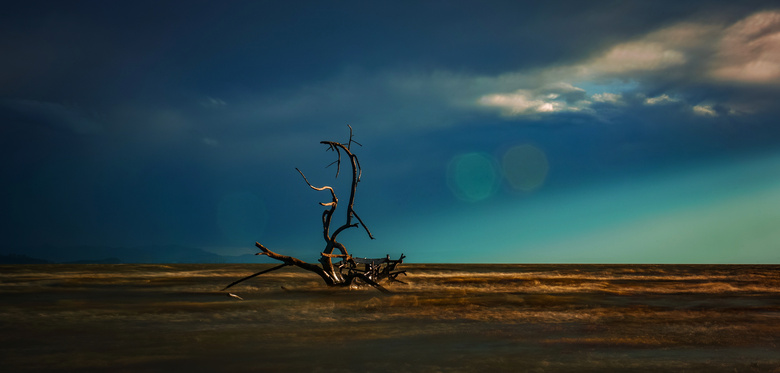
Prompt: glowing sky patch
<box><xmin>535</xmin><ymin>185</ymin><xmax>780</xmax><ymax>264</ymax></box>
<box><xmin>395</xmin><ymin>151</ymin><xmax>780</xmax><ymax>263</ymax></box>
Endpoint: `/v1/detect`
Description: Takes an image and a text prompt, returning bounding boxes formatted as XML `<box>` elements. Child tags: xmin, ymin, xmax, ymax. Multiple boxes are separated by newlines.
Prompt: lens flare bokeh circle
<box><xmin>446</xmin><ymin>152</ymin><xmax>500</xmax><ymax>202</ymax></box>
<box><xmin>501</xmin><ymin>144</ymin><xmax>549</xmax><ymax>192</ymax></box>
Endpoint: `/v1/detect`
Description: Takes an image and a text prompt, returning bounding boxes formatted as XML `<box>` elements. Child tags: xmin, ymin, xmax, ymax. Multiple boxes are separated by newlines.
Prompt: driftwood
<box><xmin>223</xmin><ymin>127</ymin><xmax>405</xmax><ymax>294</ymax></box>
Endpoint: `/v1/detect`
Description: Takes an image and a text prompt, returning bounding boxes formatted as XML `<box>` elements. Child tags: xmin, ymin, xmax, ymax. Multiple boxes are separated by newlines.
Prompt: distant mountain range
<box><xmin>0</xmin><ymin>245</ymin><xmax>262</xmax><ymax>264</ymax></box>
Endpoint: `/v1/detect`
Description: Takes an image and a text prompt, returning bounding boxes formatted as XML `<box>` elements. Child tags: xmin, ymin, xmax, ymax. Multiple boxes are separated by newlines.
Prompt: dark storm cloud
<box><xmin>0</xmin><ymin>1</ymin><xmax>754</xmax><ymax>100</ymax></box>
<box><xmin>3</xmin><ymin>1</ymin><xmax>772</xmax><ymax>130</ymax></box>
<box><xmin>0</xmin><ymin>100</ymin><xmax>103</xmax><ymax>135</ymax></box>
<box><xmin>2</xmin><ymin>1</ymin><xmax>780</xmax><ymax>263</ymax></box>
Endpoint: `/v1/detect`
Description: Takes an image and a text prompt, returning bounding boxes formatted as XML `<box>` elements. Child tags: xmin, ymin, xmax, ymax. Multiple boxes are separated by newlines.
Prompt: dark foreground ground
<box><xmin>0</xmin><ymin>263</ymin><xmax>778</xmax><ymax>372</ymax></box>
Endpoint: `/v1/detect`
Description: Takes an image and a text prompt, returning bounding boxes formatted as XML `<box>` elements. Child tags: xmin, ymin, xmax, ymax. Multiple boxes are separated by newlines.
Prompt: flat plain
<box><xmin>1</xmin><ymin>263</ymin><xmax>778</xmax><ymax>372</ymax></box>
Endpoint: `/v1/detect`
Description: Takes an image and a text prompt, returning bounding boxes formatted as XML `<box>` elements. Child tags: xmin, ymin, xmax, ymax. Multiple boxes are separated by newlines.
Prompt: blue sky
<box><xmin>2</xmin><ymin>1</ymin><xmax>780</xmax><ymax>263</ymax></box>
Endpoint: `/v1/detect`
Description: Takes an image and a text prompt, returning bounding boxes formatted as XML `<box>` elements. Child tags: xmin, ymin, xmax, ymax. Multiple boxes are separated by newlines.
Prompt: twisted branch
<box><xmin>222</xmin><ymin>127</ymin><xmax>398</xmax><ymax>294</ymax></box>
<box><xmin>221</xmin><ymin>263</ymin><xmax>289</xmax><ymax>291</ymax></box>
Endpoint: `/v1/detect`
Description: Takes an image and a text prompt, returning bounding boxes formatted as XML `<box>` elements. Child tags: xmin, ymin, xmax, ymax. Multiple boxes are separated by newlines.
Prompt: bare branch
<box><xmin>346</xmin><ymin>124</ymin><xmax>363</xmax><ymax>150</ymax></box>
<box><xmin>322</xmin><ymin>209</ymin><xmax>334</xmax><ymax>242</ymax></box>
<box><xmin>297</xmin><ymin>167</ymin><xmax>339</xmax><ymax>242</ymax></box>
<box><xmin>221</xmin><ymin>263</ymin><xmax>289</xmax><ymax>291</ymax></box>
<box><xmin>296</xmin><ymin>168</ymin><xmax>337</xmax><ymax>198</ymax></box>
<box><xmin>354</xmin><ymin>155</ymin><xmax>362</xmax><ymax>182</ymax></box>
<box><xmin>320</xmin><ymin>142</ymin><xmax>342</xmax><ymax>178</ymax></box>
<box><xmin>333</xmin><ymin>147</ymin><xmax>342</xmax><ymax>179</ymax></box>
<box><xmin>321</xmin><ymin>252</ymin><xmax>351</xmax><ymax>259</ymax></box>
<box><xmin>255</xmin><ymin>242</ymin><xmax>334</xmax><ymax>284</ymax></box>
<box><xmin>331</xmin><ymin>223</ymin><xmax>359</xmax><ymax>242</ymax></box>
<box><xmin>351</xmin><ymin>210</ymin><xmax>374</xmax><ymax>239</ymax></box>
<box><xmin>345</xmin><ymin>272</ymin><xmax>391</xmax><ymax>293</ymax></box>
<box><xmin>223</xmin><ymin>126</ymin><xmax>404</xmax><ymax>293</ymax></box>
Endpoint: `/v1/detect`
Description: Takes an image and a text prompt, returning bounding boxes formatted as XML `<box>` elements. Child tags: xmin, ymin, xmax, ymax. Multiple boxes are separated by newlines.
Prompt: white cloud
<box><xmin>644</xmin><ymin>94</ymin><xmax>679</xmax><ymax>105</ymax></box>
<box><xmin>474</xmin><ymin>11</ymin><xmax>780</xmax><ymax>119</ymax></box>
<box><xmin>586</xmin><ymin>42</ymin><xmax>686</xmax><ymax>75</ymax></box>
<box><xmin>479</xmin><ymin>90</ymin><xmax>561</xmax><ymax>116</ymax></box>
<box><xmin>478</xmin><ymin>83</ymin><xmax>591</xmax><ymax>117</ymax></box>
<box><xmin>575</xmin><ymin>23</ymin><xmax>717</xmax><ymax>80</ymax></box>
<box><xmin>592</xmin><ymin>92</ymin><xmax>623</xmax><ymax>104</ymax></box>
<box><xmin>692</xmin><ymin>104</ymin><xmax>718</xmax><ymax>117</ymax></box>
<box><xmin>474</xmin><ymin>23</ymin><xmax>720</xmax><ymax>118</ymax></box>
<box><xmin>711</xmin><ymin>11</ymin><xmax>780</xmax><ymax>83</ymax></box>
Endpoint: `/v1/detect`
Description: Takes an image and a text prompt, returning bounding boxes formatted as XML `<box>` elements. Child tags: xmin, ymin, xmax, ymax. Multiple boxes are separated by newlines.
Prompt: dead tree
<box><xmin>223</xmin><ymin>126</ymin><xmax>405</xmax><ymax>293</ymax></box>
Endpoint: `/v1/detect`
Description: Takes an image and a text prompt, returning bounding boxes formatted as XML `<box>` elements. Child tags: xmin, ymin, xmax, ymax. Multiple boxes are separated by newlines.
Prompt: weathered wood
<box><xmin>223</xmin><ymin>127</ymin><xmax>405</xmax><ymax>293</ymax></box>
<box><xmin>221</xmin><ymin>263</ymin><xmax>289</xmax><ymax>291</ymax></box>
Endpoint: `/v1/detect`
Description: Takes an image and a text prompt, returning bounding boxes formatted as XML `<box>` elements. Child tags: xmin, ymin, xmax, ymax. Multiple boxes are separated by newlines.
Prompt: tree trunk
<box><xmin>223</xmin><ymin>127</ymin><xmax>405</xmax><ymax>293</ymax></box>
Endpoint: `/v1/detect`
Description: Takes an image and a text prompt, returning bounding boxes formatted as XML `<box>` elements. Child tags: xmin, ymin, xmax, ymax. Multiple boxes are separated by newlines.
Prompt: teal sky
<box><xmin>2</xmin><ymin>1</ymin><xmax>780</xmax><ymax>263</ymax></box>
<box><xmin>395</xmin><ymin>150</ymin><xmax>780</xmax><ymax>263</ymax></box>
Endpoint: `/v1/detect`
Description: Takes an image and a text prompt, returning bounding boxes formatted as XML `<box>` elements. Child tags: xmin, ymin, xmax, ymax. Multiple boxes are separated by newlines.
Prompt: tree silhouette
<box><xmin>223</xmin><ymin>126</ymin><xmax>405</xmax><ymax>293</ymax></box>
